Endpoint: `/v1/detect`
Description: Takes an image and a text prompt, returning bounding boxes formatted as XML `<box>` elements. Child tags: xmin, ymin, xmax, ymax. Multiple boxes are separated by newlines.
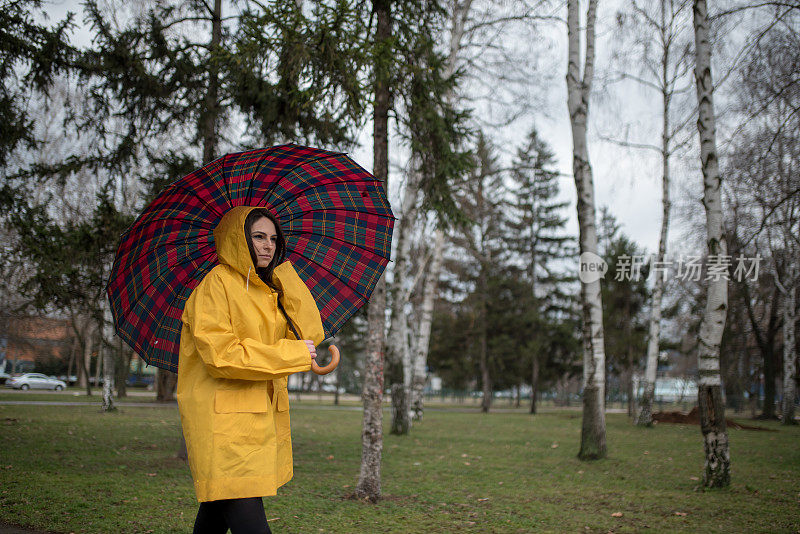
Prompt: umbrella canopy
<box><xmin>107</xmin><ymin>143</ymin><xmax>395</xmax><ymax>372</ymax></box>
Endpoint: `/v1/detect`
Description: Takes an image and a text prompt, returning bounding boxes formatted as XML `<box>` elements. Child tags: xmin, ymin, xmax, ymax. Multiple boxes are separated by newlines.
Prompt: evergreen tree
<box><xmin>505</xmin><ymin>127</ymin><xmax>577</xmax><ymax>413</ymax></box>
<box><xmin>0</xmin><ymin>0</ymin><xmax>75</xmax><ymax>169</ymax></box>
<box><xmin>597</xmin><ymin>208</ymin><xmax>649</xmax><ymax>415</ymax></box>
<box><xmin>446</xmin><ymin>133</ymin><xmax>508</xmax><ymax>412</ymax></box>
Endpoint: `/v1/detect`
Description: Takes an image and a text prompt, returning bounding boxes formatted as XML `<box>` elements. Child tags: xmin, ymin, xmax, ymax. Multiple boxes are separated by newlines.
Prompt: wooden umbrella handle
<box><xmin>311</xmin><ymin>344</ymin><xmax>340</xmax><ymax>375</ymax></box>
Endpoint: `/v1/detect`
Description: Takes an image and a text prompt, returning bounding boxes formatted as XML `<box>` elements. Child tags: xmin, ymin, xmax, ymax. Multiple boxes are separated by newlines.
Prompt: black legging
<box><xmin>193</xmin><ymin>497</ymin><xmax>272</xmax><ymax>534</ymax></box>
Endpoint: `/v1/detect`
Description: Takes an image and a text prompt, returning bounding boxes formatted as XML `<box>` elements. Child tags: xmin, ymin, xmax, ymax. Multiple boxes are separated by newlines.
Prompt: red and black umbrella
<box><xmin>106</xmin><ymin>143</ymin><xmax>395</xmax><ymax>373</ymax></box>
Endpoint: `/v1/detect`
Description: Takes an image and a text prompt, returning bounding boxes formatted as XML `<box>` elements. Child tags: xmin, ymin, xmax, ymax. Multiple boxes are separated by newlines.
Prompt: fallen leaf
<box><xmin>611</xmin><ymin>512</ymin><xmax>623</xmax><ymax>517</ymax></box>
<box><xmin>461</xmin><ymin>453</ymin><xmax>468</xmax><ymax>457</ymax></box>
<box><xmin>551</xmin><ymin>443</ymin><xmax>559</xmax><ymax>448</ymax></box>
<box><xmin>146</xmin><ymin>473</ymin><xmax>156</xmax><ymax>477</ymax></box>
<box><xmin>689</xmin><ymin>476</ymin><xmax>699</xmax><ymax>481</ymax></box>
<box><xmin>326</xmin><ymin>455</ymin><xmax>334</xmax><ymax>460</ymax></box>
<box><xmin>464</xmin><ymin>462</ymin><xmax>471</xmax><ymax>466</ymax></box>
<box><xmin>477</xmin><ymin>498</ymin><xmax>489</xmax><ymax>502</ymax></box>
<box><xmin>674</xmin><ymin>512</ymin><xmax>687</xmax><ymax>516</ymax></box>
<box><xmin>643</xmin><ymin>451</ymin><xmax>649</xmax><ymax>455</ymax></box>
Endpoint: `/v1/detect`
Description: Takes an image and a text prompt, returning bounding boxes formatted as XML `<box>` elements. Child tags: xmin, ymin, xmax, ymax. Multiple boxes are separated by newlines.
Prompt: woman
<box><xmin>177</xmin><ymin>206</ymin><xmax>325</xmax><ymax>534</ymax></box>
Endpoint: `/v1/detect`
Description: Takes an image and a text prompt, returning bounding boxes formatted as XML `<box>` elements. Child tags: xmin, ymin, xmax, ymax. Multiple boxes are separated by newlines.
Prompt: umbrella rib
<box><xmin>112</xmin><ymin>242</ymin><xmax>216</xmax><ymax>287</ymax></box>
<box><xmin>170</xmin><ymin>180</ymin><xmax>228</xmax><ymax>217</ymax></box>
<box><xmin>281</xmin><ymin>206</ymin><xmax>397</xmax><ymax>225</ymax></box>
<box><xmin>291</xmin><ymin>253</ymin><xmax>372</xmax><ymax>304</ymax></box>
<box><xmin>116</xmin><ymin>248</ymin><xmax>218</xmax><ymax>328</ymax></box>
<box><xmin>286</xmin><ymin>230</ymin><xmax>391</xmax><ymax>262</ymax></box>
<box><xmin>256</xmin><ymin>151</ymin><xmax>346</xmax><ymax>204</ymax></box>
<box><xmin>266</xmin><ymin>178</ymin><xmax>390</xmax><ymax>214</ymax></box>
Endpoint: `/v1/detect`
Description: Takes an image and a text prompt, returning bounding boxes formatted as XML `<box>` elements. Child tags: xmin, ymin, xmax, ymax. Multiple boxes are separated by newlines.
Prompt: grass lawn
<box><xmin>0</xmin><ymin>402</ymin><xmax>798</xmax><ymax>533</ymax></box>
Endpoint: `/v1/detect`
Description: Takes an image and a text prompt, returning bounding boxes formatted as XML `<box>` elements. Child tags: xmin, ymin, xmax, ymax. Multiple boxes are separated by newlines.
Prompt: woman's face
<box><xmin>250</xmin><ymin>216</ymin><xmax>277</xmax><ymax>268</ymax></box>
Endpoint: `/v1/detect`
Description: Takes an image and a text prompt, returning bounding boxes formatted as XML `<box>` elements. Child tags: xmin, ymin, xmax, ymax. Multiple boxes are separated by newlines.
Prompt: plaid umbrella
<box><xmin>106</xmin><ymin>143</ymin><xmax>395</xmax><ymax>373</ymax></box>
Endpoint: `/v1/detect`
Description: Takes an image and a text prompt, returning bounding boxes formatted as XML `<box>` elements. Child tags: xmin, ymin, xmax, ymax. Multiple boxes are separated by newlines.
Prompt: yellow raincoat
<box><xmin>177</xmin><ymin>205</ymin><xmax>325</xmax><ymax>503</ymax></box>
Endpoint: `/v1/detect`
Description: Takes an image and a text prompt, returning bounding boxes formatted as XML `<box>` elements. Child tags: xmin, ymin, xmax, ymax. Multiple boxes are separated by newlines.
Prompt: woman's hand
<box><xmin>302</xmin><ymin>340</ymin><xmax>317</xmax><ymax>360</ymax></box>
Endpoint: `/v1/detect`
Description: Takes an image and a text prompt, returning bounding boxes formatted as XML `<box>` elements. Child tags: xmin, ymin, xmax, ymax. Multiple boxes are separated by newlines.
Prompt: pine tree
<box><xmin>505</xmin><ymin>127</ymin><xmax>576</xmax><ymax>413</ymax></box>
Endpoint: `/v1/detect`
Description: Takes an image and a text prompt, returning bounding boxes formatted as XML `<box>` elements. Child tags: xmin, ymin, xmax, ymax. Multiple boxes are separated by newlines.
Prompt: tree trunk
<box><xmin>478</xmin><ymin>273</ymin><xmax>491</xmax><ymax>414</ymax></box>
<box><xmin>408</xmin><ymin>1</ymin><xmax>472</xmax><ymax>422</ymax></box>
<box><xmin>779</xmin><ymin>281</ymin><xmax>797</xmax><ymax>425</ymax></box>
<box><xmin>355</xmin><ymin>0</ymin><xmax>390</xmax><ymax>503</ymax></box>
<box><xmin>115</xmin><ymin>345</ymin><xmax>131</xmax><ymax>399</ymax></box>
<box><xmin>93</xmin><ymin>331</ymin><xmax>103</xmax><ymax>389</ymax></box>
<box><xmin>201</xmin><ymin>0</ymin><xmax>222</xmax><ymax>164</ymax></box>
<box><xmin>101</xmin><ymin>342</ymin><xmax>116</xmax><ymax>412</ymax></box>
<box><xmin>78</xmin><ymin>318</ymin><xmax>94</xmax><ymax>396</ymax></box>
<box><xmin>567</xmin><ymin>0</ymin><xmax>606</xmax><ymax>461</ymax></box>
<box><xmin>530</xmin><ymin>353</ymin><xmax>539</xmax><ymax>414</ymax></box>
<box><xmin>388</xmin><ymin>161</ymin><xmax>421</xmax><ymax>435</ymax></box>
<box><xmin>762</xmin><ymin>344</ymin><xmax>776</xmax><ymax>418</ymax></box>
<box><xmin>334</xmin><ymin>367</ymin><xmax>341</xmax><ymax>406</ymax></box>
<box><xmin>410</xmin><ymin>228</ymin><xmax>445</xmax><ymax>421</ymax></box>
<box><xmin>66</xmin><ymin>335</ymin><xmax>77</xmax><ymax>386</ymax></box>
<box><xmin>156</xmin><ymin>368</ymin><xmax>178</xmax><ymax>402</ymax></box>
<box><xmin>637</xmin><ymin>72</ymin><xmax>671</xmax><ymax>424</ymax></box>
<box><xmin>692</xmin><ymin>0</ymin><xmax>730</xmax><ymax>488</ymax></box>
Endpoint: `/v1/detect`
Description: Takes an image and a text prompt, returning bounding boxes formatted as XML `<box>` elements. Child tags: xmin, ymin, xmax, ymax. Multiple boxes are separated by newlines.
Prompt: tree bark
<box><xmin>530</xmin><ymin>353</ymin><xmax>539</xmax><ymax>414</ymax></box>
<box><xmin>355</xmin><ymin>0</ymin><xmax>390</xmax><ymax>503</ymax></box>
<box><xmin>692</xmin><ymin>0</ymin><xmax>731</xmax><ymax>487</ymax></box>
<box><xmin>387</xmin><ymin>161</ymin><xmax>421</xmax><ymax>435</ymax></box>
<box><xmin>101</xmin><ymin>342</ymin><xmax>116</xmax><ymax>412</ymax></box>
<box><xmin>567</xmin><ymin>0</ymin><xmax>606</xmax><ymax>460</ymax></box>
<box><xmin>637</xmin><ymin>29</ymin><xmax>672</xmax><ymax>424</ymax></box>
<box><xmin>77</xmin><ymin>317</ymin><xmax>94</xmax><ymax>396</ymax></box>
<box><xmin>156</xmin><ymin>368</ymin><xmax>177</xmax><ymax>402</ymax></box>
<box><xmin>778</xmin><ymin>278</ymin><xmax>797</xmax><ymax>425</ymax></box>
<box><xmin>410</xmin><ymin>228</ymin><xmax>445</xmax><ymax>420</ymax></box>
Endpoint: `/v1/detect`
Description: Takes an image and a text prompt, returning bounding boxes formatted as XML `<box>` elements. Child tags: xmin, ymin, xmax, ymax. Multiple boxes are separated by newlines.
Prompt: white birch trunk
<box><xmin>410</xmin><ymin>228</ymin><xmax>445</xmax><ymax>420</ymax></box>
<box><xmin>692</xmin><ymin>0</ymin><xmax>730</xmax><ymax>487</ymax></box>
<box><xmin>637</xmin><ymin>29</ymin><xmax>673</xmax><ymax>426</ymax></box>
<box><xmin>101</xmin><ymin>306</ymin><xmax>116</xmax><ymax>412</ymax></box>
<box><xmin>405</xmin><ymin>0</ymin><xmax>473</xmax><ymax>421</ymax></box>
<box><xmin>388</xmin><ymin>161</ymin><xmax>422</xmax><ymax>435</ymax></box>
<box><xmin>567</xmin><ymin>0</ymin><xmax>606</xmax><ymax>460</ymax></box>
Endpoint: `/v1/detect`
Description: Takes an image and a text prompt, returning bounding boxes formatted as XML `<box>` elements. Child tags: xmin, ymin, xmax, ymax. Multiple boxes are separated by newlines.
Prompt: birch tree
<box><xmin>692</xmin><ymin>0</ymin><xmax>730</xmax><ymax>487</ymax></box>
<box><xmin>407</xmin><ymin>0</ymin><xmax>472</xmax><ymax>422</ymax></box>
<box><xmin>386</xmin><ymin>8</ymin><xmax>472</xmax><ymax>435</ymax></box>
<box><xmin>566</xmin><ymin>0</ymin><xmax>606</xmax><ymax>460</ymax></box>
<box><xmin>407</xmin><ymin>0</ymin><xmax>555</xmax><ymax>421</ymax></box>
<box><xmin>606</xmin><ymin>0</ymin><xmax>695</xmax><ymax>426</ymax></box>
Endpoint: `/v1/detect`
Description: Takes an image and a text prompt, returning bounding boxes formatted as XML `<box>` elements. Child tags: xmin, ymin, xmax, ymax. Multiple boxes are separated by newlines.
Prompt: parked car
<box><xmin>5</xmin><ymin>373</ymin><xmax>67</xmax><ymax>391</ymax></box>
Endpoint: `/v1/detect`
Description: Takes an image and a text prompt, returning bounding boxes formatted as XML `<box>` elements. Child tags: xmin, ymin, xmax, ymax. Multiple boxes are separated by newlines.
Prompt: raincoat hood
<box><xmin>213</xmin><ymin>205</ymin><xmax>275</xmax><ymax>287</ymax></box>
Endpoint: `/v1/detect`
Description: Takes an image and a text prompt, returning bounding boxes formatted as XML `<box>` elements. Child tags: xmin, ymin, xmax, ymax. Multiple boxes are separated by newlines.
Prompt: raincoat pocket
<box><xmin>274</xmin><ymin>387</ymin><xmax>291</xmax><ymax>440</ymax></box>
<box><xmin>214</xmin><ymin>388</ymin><xmax>269</xmax><ymax>413</ymax></box>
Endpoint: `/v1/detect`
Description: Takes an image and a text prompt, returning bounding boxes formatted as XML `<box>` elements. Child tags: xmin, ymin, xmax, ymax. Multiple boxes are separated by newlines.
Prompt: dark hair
<box><xmin>243</xmin><ymin>208</ymin><xmax>287</xmax><ymax>291</ymax></box>
<box><xmin>244</xmin><ymin>208</ymin><xmax>301</xmax><ymax>338</ymax></box>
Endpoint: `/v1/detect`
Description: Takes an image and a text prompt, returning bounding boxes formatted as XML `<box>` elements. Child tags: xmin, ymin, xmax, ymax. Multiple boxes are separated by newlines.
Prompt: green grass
<box><xmin>0</xmin><ymin>403</ymin><xmax>798</xmax><ymax>533</ymax></box>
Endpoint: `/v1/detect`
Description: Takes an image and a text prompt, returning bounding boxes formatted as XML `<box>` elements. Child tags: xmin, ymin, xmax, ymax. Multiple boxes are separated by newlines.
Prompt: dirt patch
<box><xmin>652</xmin><ymin>407</ymin><xmax>776</xmax><ymax>431</ymax></box>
